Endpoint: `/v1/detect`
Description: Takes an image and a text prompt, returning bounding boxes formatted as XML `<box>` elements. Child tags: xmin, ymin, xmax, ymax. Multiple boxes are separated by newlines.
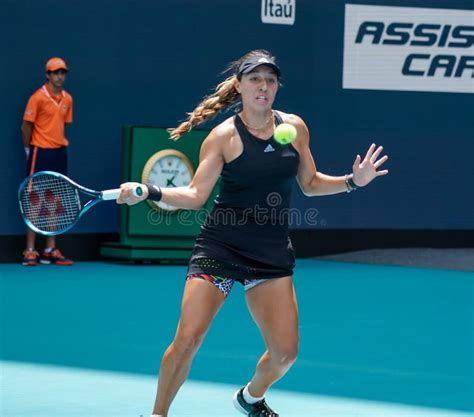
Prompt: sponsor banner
<box><xmin>343</xmin><ymin>4</ymin><xmax>474</xmax><ymax>94</ymax></box>
<box><xmin>261</xmin><ymin>0</ymin><xmax>295</xmax><ymax>25</ymax></box>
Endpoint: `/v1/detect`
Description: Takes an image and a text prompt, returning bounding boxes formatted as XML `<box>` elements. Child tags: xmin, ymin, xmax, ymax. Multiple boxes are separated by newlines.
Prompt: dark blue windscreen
<box><xmin>1</xmin><ymin>0</ymin><xmax>472</xmax><ymax>234</ymax></box>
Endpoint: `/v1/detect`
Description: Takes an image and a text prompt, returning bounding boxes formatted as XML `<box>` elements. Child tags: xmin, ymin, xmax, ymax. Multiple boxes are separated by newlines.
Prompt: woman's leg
<box><xmin>152</xmin><ymin>277</ymin><xmax>227</xmax><ymax>416</ymax></box>
<box><xmin>244</xmin><ymin>276</ymin><xmax>299</xmax><ymax>397</ymax></box>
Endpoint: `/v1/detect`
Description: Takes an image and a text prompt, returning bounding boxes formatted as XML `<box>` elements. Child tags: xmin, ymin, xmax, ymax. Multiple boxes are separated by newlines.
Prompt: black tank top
<box><xmin>188</xmin><ymin>111</ymin><xmax>300</xmax><ymax>280</ymax></box>
<box><xmin>215</xmin><ymin>113</ymin><xmax>298</xmax><ymax>213</ymax></box>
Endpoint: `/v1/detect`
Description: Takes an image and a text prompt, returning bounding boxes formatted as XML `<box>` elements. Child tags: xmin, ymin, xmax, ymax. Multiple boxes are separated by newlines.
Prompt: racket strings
<box><xmin>20</xmin><ymin>174</ymin><xmax>81</xmax><ymax>233</ymax></box>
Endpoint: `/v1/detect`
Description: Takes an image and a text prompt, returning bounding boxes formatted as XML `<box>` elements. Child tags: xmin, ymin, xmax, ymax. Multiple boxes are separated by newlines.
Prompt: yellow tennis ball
<box><xmin>274</xmin><ymin>123</ymin><xmax>297</xmax><ymax>145</ymax></box>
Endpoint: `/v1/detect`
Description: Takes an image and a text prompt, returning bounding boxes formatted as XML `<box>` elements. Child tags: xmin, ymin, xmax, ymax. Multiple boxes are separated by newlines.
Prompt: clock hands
<box><xmin>166</xmin><ymin>175</ymin><xmax>177</xmax><ymax>187</ymax></box>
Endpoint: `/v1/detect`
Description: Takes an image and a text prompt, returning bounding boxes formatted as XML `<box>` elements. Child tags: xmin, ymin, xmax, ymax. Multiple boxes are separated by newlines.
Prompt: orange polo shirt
<box><xmin>23</xmin><ymin>83</ymin><xmax>73</xmax><ymax>148</ymax></box>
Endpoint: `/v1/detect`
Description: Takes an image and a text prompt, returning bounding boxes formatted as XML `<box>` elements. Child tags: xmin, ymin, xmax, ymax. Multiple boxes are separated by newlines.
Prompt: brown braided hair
<box><xmin>168</xmin><ymin>49</ymin><xmax>279</xmax><ymax>140</ymax></box>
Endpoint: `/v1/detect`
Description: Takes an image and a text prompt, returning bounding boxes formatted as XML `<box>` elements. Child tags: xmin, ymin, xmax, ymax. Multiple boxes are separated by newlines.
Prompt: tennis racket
<box><xmin>18</xmin><ymin>170</ymin><xmax>143</xmax><ymax>236</ymax></box>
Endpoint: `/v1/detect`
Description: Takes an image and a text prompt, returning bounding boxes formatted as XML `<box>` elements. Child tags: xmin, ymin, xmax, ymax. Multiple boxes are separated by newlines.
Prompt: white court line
<box><xmin>1</xmin><ymin>360</ymin><xmax>472</xmax><ymax>417</ymax></box>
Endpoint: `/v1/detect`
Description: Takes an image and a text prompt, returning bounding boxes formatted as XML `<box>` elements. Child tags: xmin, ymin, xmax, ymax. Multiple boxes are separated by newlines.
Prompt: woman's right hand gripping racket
<box><xmin>18</xmin><ymin>171</ymin><xmax>143</xmax><ymax>235</ymax></box>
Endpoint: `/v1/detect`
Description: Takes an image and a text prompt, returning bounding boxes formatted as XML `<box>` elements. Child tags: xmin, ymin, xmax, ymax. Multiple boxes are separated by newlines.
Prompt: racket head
<box><xmin>18</xmin><ymin>171</ymin><xmax>85</xmax><ymax>235</ymax></box>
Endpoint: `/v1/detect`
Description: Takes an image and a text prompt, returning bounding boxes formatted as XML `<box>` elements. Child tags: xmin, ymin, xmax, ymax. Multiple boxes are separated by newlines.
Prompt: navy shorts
<box><xmin>26</xmin><ymin>146</ymin><xmax>68</xmax><ymax>177</ymax></box>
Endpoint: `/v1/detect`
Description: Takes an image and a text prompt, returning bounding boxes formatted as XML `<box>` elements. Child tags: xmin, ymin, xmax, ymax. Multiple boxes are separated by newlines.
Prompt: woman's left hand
<box><xmin>352</xmin><ymin>143</ymin><xmax>389</xmax><ymax>187</ymax></box>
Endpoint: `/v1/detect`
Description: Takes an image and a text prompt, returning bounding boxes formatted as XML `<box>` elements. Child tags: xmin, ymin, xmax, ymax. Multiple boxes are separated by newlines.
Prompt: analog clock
<box><xmin>141</xmin><ymin>149</ymin><xmax>194</xmax><ymax>212</ymax></box>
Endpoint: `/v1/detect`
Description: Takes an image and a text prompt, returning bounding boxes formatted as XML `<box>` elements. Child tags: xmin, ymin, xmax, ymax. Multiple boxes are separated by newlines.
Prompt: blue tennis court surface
<box><xmin>1</xmin><ymin>260</ymin><xmax>472</xmax><ymax>416</ymax></box>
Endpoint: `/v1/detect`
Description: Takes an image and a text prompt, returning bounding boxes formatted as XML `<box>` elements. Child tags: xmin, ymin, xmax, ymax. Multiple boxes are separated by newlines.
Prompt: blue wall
<box><xmin>1</xmin><ymin>0</ymin><xmax>473</xmax><ymax>235</ymax></box>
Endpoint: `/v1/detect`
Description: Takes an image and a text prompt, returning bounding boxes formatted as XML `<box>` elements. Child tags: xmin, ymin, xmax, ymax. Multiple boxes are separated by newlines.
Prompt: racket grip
<box><xmin>101</xmin><ymin>185</ymin><xmax>145</xmax><ymax>201</ymax></box>
<box><xmin>102</xmin><ymin>189</ymin><xmax>122</xmax><ymax>200</ymax></box>
<box><xmin>134</xmin><ymin>185</ymin><xmax>144</xmax><ymax>197</ymax></box>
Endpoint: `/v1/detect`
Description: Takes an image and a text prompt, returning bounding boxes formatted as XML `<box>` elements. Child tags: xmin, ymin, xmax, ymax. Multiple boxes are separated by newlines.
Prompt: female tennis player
<box><xmin>118</xmin><ymin>49</ymin><xmax>388</xmax><ymax>417</ymax></box>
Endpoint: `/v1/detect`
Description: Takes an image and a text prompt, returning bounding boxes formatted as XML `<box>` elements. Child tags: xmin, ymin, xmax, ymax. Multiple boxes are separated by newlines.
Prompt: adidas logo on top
<box><xmin>264</xmin><ymin>143</ymin><xmax>275</xmax><ymax>153</ymax></box>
